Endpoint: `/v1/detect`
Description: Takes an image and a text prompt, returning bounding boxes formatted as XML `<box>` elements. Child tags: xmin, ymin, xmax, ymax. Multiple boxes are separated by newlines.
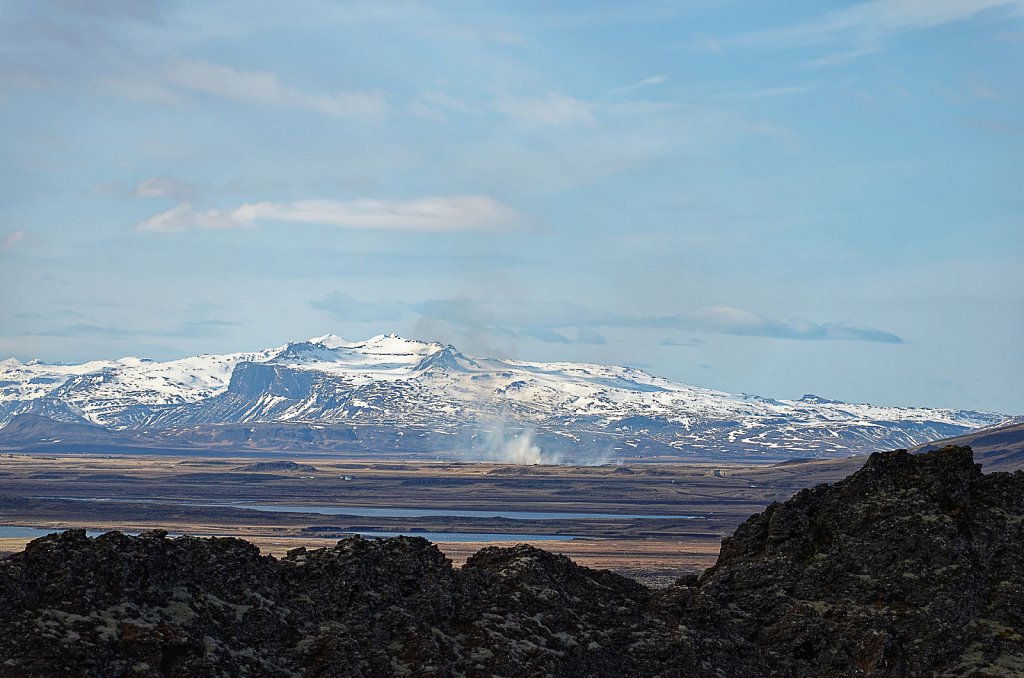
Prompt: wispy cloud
<box><xmin>522</xmin><ymin>327</ymin><xmax>607</xmax><ymax>345</ymax></box>
<box><xmin>967</xmin><ymin>75</ymin><xmax>1000</xmax><ymax>100</ymax></box>
<box><xmin>34</xmin><ymin>319</ymin><xmax>240</xmax><ymax>340</ymax></box>
<box><xmin>522</xmin><ymin>328</ymin><xmax>573</xmax><ymax>344</ymax></box>
<box><xmin>408</xmin><ymin>298</ymin><xmax>905</xmax><ymax>344</ymax></box>
<box><xmin>96</xmin><ymin>76</ymin><xmax>184</xmax><ymax>105</ymax></box>
<box><xmin>719</xmin><ymin>0</ymin><xmax>1024</xmax><ymax>63</ymax></box>
<box><xmin>0</xmin><ymin>229</ymin><xmax>28</xmax><ymax>252</ymax></box>
<box><xmin>52</xmin><ymin>0</ymin><xmax>165</xmax><ymax>23</ymax></box>
<box><xmin>165</xmin><ymin>59</ymin><xmax>388</xmax><ymax>117</ymax></box>
<box><xmin>608</xmin><ymin>75</ymin><xmax>667</xmax><ymax>96</ymax></box>
<box><xmin>994</xmin><ymin>27</ymin><xmax>1024</xmax><ymax>40</ymax></box>
<box><xmin>134</xmin><ymin>176</ymin><xmax>197</xmax><ymax>200</ymax></box>
<box><xmin>430</xmin><ymin>23</ymin><xmax>525</xmax><ymax>45</ymax></box>
<box><xmin>803</xmin><ymin>45</ymin><xmax>884</xmax><ymax>69</ymax></box>
<box><xmin>311</xmin><ymin>292</ymin><xmax>405</xmax><ymax>322</ymax></box>
<box><xmin>136</xmin><ymin>203</ymin><xmax>239</xmax><ymax>232</ymax></box>
<box><xmin>409</xmin><ymin>91</ymin><xmax>480</xmax><ymax>120</ymax></box>
<box><xmin>324</xmin><ymin>297</ymin><xmax>611</xmax><ymax>347</ymax></box>
<box><xmin>648</xmin><ymin>306</ymin><xmax>906</xmax><ymax>343</ymax></box>
<box><xmin>715</xmin><ymin>85</ymin><xmax>810</xmax><ymax>100</ymax></box>
<box><xmin>661</xmin><ymin>336</ymin><xmax>705</xmax><ymax>347</ymax></box>
<box><xmin>963</xmin><ymin>117</ymin><xmax>1024</xmax><ymax>135</ymax></box>
<box><xmin>411</xmin><ymin>298</ymin><xmax>608</xmax><ymax>332</ymax></box>
<box><xmin>494</xmin><ymin>93</ymin><xmax>595</xmax><ymax>126</ymax></box>
<box><xmin>136</xmin><ymin>195</ymin><xmax>528</xmax><ymax>233</ymax></box>
<box><xmin>574</xmin><ymin>327</ymin><xmax>607</xmax><ymax>345</ymax></box>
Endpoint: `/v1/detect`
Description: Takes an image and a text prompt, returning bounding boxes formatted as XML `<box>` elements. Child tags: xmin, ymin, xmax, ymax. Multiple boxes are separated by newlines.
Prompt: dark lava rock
<box><xmin>699</xmin><ymin>446</ymin><xmax>1024</xmax><ymax>676</ymax></box>
<box><xmin>234</xmin><ymin>460</ymin><xmax>319</xmax><ymax>473</ymax></box>
<box><xmin>0</xmin><ymin>445</ymin><xmax>1020</xmax><ymax>677</ymax></box>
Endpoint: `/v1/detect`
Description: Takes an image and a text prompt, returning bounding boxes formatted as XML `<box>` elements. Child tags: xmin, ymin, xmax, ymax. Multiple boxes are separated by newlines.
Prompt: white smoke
<box><xmin>477</xmin><ymin>419</ymin><xmax>560</xmax><ymax>465</ymax></box>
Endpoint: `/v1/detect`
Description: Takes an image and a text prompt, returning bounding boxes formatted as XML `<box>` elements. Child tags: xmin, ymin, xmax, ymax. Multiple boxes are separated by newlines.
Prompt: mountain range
<box><xmin>0</xmin><ymin>333</ymin><xmax>1009</xmax><ymax>462</ymax></box>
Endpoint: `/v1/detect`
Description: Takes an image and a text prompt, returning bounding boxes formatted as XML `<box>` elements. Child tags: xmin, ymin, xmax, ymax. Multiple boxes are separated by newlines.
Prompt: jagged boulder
<box><xmin>697</xmin><ymin>446</ymin><xmax>1024</xmax><ymax>676</ymax></box>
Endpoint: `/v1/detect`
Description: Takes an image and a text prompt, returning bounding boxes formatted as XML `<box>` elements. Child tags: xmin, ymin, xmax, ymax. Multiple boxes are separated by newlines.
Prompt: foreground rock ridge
<box><xmin>1</xmin><ymin>445</ymin><xmax>1021</xmax><ymax>677</ymax></box>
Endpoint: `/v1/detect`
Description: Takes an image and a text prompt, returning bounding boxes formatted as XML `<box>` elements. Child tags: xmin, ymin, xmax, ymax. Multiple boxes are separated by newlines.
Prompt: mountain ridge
<box><xmin>0</xmin><ymin>334</ymin><xmax>1010</xmax><ymax>462</ymax></box>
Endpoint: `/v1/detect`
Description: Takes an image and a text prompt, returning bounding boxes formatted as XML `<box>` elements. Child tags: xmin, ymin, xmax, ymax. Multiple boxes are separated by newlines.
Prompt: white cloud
<box><xmin>0</xmin><ymin>229</ymin><xmax>27</xmax><ymax>252</ymax></box>
<box><xmin>97</xmin><ymin>76</ymin><xmax>184</xmax><ymax>105</ymax></box>
<box><xmin>137</xmin><ymin>195</ymin><xmax>527</xmax><ymax>233</ymax></box>
<box><xmin>494</xmin><ymin>93</ymin><xmax>595</xmax><ymax>126</ymax></box>
<box><xmin>408</xmin><ymin>91</ymin><xmax>480</xmax><ymax>121</ymax></box>
<box><xmin>135</xmin><ymin>203</ymin><xmax>240</xmax><ymax>233</ymax></box>
<box><xmin>165</xmin><ymin>59</ymin><xmax>389</xmax><ymax>117</ymax></box>
<box><xmin>134</xmin><ymin>176</ymin><xmax>197</xmax><ymax>200</ymax></box>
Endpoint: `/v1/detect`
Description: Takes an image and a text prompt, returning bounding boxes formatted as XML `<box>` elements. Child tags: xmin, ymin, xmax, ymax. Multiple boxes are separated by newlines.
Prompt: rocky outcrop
<box><xmin>700</xmin><ymin>444</ymin><xmax>1024</xmax><ymax>676</ymax></box>
<box><xmin>0</xmin><ymin>445</ymin><xmax>1021</xmax><ymax>677</ymax></box>
<box><xmin>233</xmin><ymin>461</ymin><xmax>319</xmax><ymax>473</ymax></box>
<box><xmin>0</xmin><ymin>532</ymin><xmax>754</xmax><ymax>676</ymax></box>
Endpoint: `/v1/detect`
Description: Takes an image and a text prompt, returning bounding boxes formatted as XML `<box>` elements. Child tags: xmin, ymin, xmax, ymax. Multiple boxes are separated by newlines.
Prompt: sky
<box><xmin>1</xmin><ymin>0</ymin><xmax>1022</xmax><ymax>414</ymax></box>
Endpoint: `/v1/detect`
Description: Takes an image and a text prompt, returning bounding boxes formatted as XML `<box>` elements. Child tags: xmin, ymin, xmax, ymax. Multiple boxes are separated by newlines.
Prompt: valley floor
<box><xmin>0</xmin><ymin>451</ymin><xmax>866</xmax><ymax>583</ymax></box>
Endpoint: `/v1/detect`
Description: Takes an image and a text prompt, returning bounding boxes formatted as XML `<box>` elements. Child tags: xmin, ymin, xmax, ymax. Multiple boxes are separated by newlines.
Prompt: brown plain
<box><xmin>0</xmin><ymin>452</ymin><xmax>867</xmax><ymax>585</ymax></box>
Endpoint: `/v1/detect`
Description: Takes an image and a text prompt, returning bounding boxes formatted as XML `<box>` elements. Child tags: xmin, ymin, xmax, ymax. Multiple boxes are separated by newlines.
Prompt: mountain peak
<box><xmin>307</xmin><ymin>333</ymin><xmax>350</xmax><ymax>349</ymax></box>
<box><xmin>798</xmin><ymin>393</ymin><xmax>843</xmax><ymax>405</ymax></box>
<box><xmin>360</xmin><ymin>333</ymin><xmax>443</xmax><ymax>354</ymax></box>
<box><xmin>414</xmin><ymin>344</ymin><xmax>478</xmax><ymax>373</ymax></box>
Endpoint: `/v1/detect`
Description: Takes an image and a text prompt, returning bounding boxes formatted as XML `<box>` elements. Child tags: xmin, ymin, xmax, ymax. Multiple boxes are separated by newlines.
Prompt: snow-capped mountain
<box><xmin>0</xmin><ymin>334</ymin><xmax>1009</xmax><ymax>462</ymax></box>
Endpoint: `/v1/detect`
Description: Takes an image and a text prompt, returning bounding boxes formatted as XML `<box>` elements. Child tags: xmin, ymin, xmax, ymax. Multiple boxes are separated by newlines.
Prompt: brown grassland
<box><xmin>0</xmin><ymin>452</ymin><xmax>866</xmax><ymax>584</ymax></box>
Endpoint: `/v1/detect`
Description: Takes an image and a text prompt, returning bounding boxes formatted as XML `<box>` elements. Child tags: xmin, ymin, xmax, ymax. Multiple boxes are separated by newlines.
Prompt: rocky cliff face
<box><xmin>1</xmin><ymin>445</ymin><xmax>1021</xmax><ymax>677</ymax></box>
<box><xmin>700</xmin><ymin>444</ymin><xmax>1024</xmax><ymax>676</ymax></box>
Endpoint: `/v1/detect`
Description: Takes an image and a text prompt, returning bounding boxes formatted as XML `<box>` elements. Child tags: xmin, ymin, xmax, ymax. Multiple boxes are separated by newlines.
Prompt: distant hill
<box><xmin>234</xmin><ymin>461</ymin><xmax>319</xmax><ymax>473</ymax></box>
<box><xmin>913</xmin><ymin>419</ymin><xmax>1024</xmax><ymax>471</ymax></box>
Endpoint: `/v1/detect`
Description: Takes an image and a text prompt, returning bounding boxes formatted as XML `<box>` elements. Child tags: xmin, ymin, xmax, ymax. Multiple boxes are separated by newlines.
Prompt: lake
<box><xmin>34</xmin><ymin>496</ymin><xmax>703</xmax><ymax>521</ymax></box>
<box><xmin>208</xmin><ymin>503</ymin><xmax>701</xmax><ymax>521</ymax></box>
<box><xmin>0</xmin><ymin>525</ymin><xmax>572</xmax><ymax>542</ymax></box>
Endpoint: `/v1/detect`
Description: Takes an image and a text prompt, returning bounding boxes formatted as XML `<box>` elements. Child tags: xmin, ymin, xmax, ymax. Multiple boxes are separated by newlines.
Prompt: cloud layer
<box><xmin>723</xmin><ymin>0</ymin><xmax>1024</xmax><ymax>58</ymax></box>
<box><xmin>314</xmin><ymin>295</ymin><xmax>905</xmax><ymax>345</ymax></box>
<box><xmin>166</xmin><ymin>59</ymin><xmax>388</xmax><ymax>117</ymax></box>
<box><xmin>650</xmin><ymin>306</ymin><xmax>906</xmax><ymax>343</ymax></box>
<box><xmin>136</xmin><ymin>195</ymin><xmax>527</xmax><ymax>233</ymax></box>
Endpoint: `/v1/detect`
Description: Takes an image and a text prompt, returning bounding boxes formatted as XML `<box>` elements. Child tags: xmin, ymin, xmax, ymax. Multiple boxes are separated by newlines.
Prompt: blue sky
<box><xmin>1</xmin><ymin>0</ymin><xmax>1022</xmax><ymax>413</ymax></box>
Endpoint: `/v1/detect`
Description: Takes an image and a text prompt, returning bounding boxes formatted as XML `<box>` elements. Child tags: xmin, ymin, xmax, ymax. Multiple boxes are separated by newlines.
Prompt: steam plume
<box><xmin>477</xmin><ymin>418</ymin><xmax>560</xmax><ymax>465</ymax></box>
